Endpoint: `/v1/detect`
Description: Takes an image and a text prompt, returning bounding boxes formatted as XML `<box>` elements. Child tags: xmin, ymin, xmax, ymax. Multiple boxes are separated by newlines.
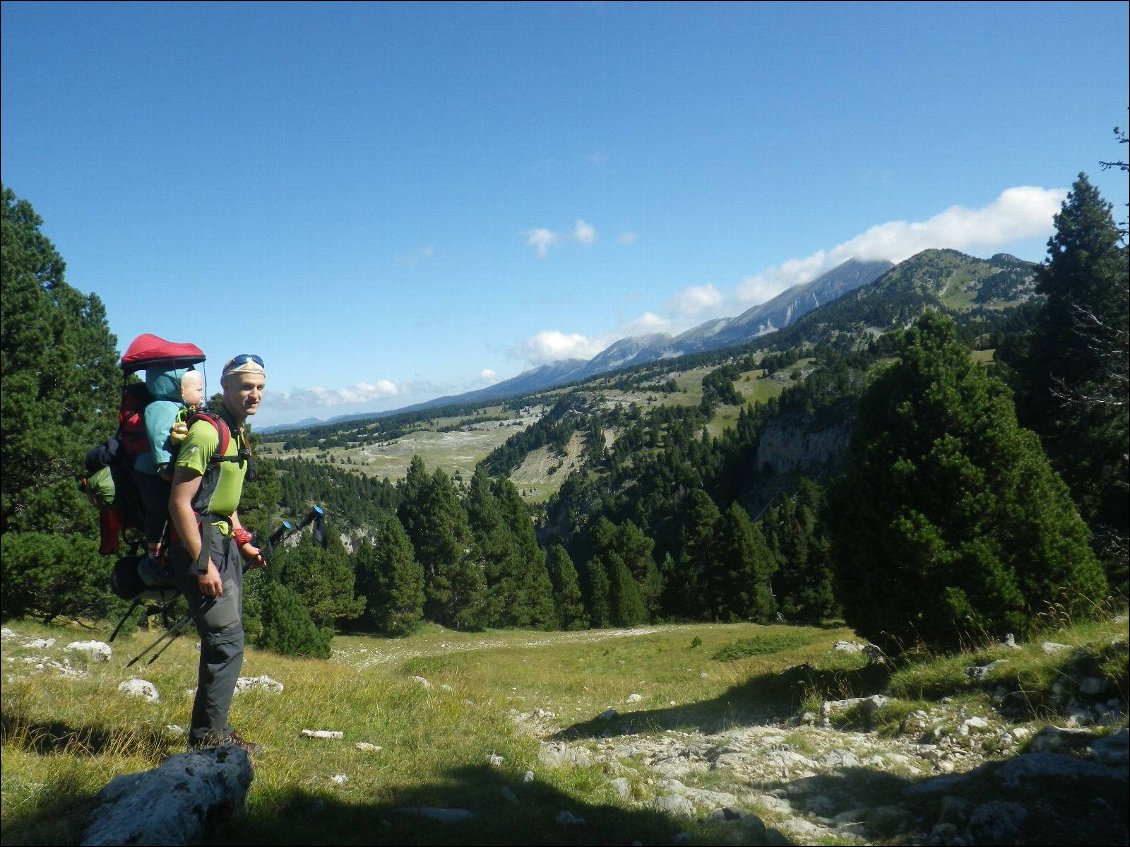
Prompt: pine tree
<box><xmin>1017</xmin><ymin>174</ymin><xmax>1129</xmax><ymax>593</ymax></box>
<box><xmin>274</xmin><ymin>533</ymin><xmax>365</xmax><ymax>629</ymax></box>
<box><xmin>828</xmin><ymin>311</ymin><xmax>1107</xmax><ymax>653</ymax></box>
<box><xmin>254</xmin><ymin>578</ymin><xmax>332</xmax><ymax>658</ymax></box>
<box><xmin>356</xmin><ymin>518</ymin><xmax>425</xmax><ymax>636</ymax></box>
<box><xmin>762</xmin><ymin>478</ymin><xmax>838</xmax><ymax>623</ymax></box>
<box><xmin>546</xmin><ymin>543</ymin><xmax>587</xmax><ymax>629</ymax></box>
<box><xmin>1</xmin><ymin>531</ymin><xmax>119</xmax><ymax>623</ymax></box>
<box><xmin>671</xmin><ymin>489</ymin><xmax>722</xmax><ymax>618</ymax></box>
<box><xmin>399</xmin><ymin>462</ymin><xmax>485</xmax><ymax>629</ymax></box>
<box><xmin>607</xmin><ymin>553</ymin><xmax>648</xmax><ymax>626</ymax></box>
<box><xmin>2</xmin><ymin>184</ymin><xmax>120</xmax><ymax>536</ymax></box>
<box><xmin>493</xmin><ymin>476</ymin><xmax>556</xmax><ymax>629</ymax></box>
<box><xmin>613</xmin><ymin>520</ymin><xmax>664</xmax><ymax>620</ymax></box>
<box><xmin>580</xmin><ymin>558</ymin><xmax>612</xmax><ymax>628</ymax></box>
<box><xmin>464</xmin><ymin>468</ymin><xmax>513</xmax><ymax>626</ymax></box>
<box><xmin>707</xmin><ymin>503</ymin><xmax>777</xmax><ymax>622</ymax></box>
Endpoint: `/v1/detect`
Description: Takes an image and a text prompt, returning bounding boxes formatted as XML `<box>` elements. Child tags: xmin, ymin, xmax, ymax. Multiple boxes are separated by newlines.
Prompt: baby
<box><xmin>132</xmin><ymin>367</ymin><xmax>206</xmax><ymax>562</ymax></box>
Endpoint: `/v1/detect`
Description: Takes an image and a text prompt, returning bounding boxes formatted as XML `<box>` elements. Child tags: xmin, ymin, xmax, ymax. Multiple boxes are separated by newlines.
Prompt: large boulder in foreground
<box><xmin>80</xmin><ymin>745</ymin><xmax>252</xmax><ymax>846</ymax></box>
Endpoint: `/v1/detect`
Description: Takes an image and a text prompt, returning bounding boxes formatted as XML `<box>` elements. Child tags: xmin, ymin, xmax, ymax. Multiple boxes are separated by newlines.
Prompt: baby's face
<box><xmin>181</xmin><ymin>371</ymin><xmax>205</xmax><ymax>407</ymax></box>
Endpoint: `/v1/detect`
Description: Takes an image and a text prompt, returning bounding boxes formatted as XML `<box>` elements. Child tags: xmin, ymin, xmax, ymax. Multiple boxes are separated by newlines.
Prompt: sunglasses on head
<box><xmin>225</xmin><ymin>353</ymin><xmax>265</xmax><ymax>369</ymax></box>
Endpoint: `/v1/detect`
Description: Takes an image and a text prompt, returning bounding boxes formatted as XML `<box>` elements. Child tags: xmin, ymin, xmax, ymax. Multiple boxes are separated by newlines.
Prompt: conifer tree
<box><xmin>670</xmin><ymin>489</ymin><xmax>722</xmax><ymax>618</ymax></box>
<box><xmin>464</xmin><ymin>467</ymin><xmax>513</xmax><ymax>626</ymax></box>
<box><xmin>493</xmin><ymin>476</ymin><xmax>556</xmax><ymax>628</ymax></box>
<box><xmin>274</xmin><ymin>533</ymin><xmax>365</xmax><ymax>629</ymax></box>
<box><xmin>607</xmin><ymin>552</ymin><xmax>649</xmax><ymax>626</ymax></box>
<box><xmin>762</xmin><ymin>478</ymin><xmax>837</xmax><ymax>623</ymax></box>
<box><xmin>1</xmin><ymin>532</ymin><xmax>117</xmax><ymax>623</ymax></box>
<box><xmin>2</xmin><ymin>184</ymin><xmax>120</xmax><ymax>536</ymax></box>
<box><xmin>580</xmin><ymin>558</ymin><xmax>612</xmax><ymax>628</ymax></box>
<box><xmin>399</xmin><ymin>462</ymin><xmax>485</xmax><ymax>629</ymax></box>
<box><xmin>356</xmin><ymin>518</ymin><xmax>425</xmax><ymax>636</ymax></box>
<box><xmin>698</xmin><ymin>502</ymin><xmax>777</xmax><ymax>622</ymax></box>
<box><xmin>254</xmin><ymin>578</ymin><xmax>332</xmax><ymax>659</ymax></box>
<box><xmin>546</xmin><ymin>543</ymin><xmax>587</xmax><ymax>629</ymax></box>
<box><xmin>828</xmin><ymin>311</ymin><xmax>1107</xmax><ymax>653</ymax></box>
<box><xmin>1017</xmin><ymin>174</ymin><xmax>1129</xmax><ymax>593</ymax></box>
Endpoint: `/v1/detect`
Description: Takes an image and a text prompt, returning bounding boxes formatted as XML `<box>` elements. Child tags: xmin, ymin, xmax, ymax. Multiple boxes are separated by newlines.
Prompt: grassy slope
<box><xmin>3</xmin><ymin>612</ymin><xmax>1126</xmax><ymax>846</ymax></box>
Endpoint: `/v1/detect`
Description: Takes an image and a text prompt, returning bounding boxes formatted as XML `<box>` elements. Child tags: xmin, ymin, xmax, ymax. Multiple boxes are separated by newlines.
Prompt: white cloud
<box><xmin>480</xmin><ymin>368</ymin><xmax>497</xmax><ymax>381</ymax></box>
<box><xmin>583</xmin><ymin>151</ymin><xmax>608</xmax><ymax>166</ymax></box>
<box><xmin>513</xmin><ymin>330</ymin><xmax>608</xmax><ymax>365</ymax></box>
<box><xmin>271</xmin><ymin>379</ymin><xmax>402</xmax><ymax>409</ymax></box>
<box><xmin>620</xmin><ymin>311</ymin><xmax>671</xmax><ymax>336</ymax></box>
<box><xmin>617</xmin><ymin>231</ymin><xmax>639</xmax><ymax>245</ymax></box>
<box><xmin>733</xmin><ymin>185</ymin><xmax>1065</xmax><ymax>307</ymax></box>
<box><xmin>668</xmin><ymin>283</ymin><xmax>723</xmax><ymax>319</ymax></box>
<box><xmin>518</xmin><ymin>186</ymin><xmax>1066</xmax><ymax>369</ymax></box>
<box><xmin>524</xmin><ymin>218</ymin><xmax>600</xmax><ymax>256</ymax></box>
<box><xmin>573</xmin><ymin>219</ymin><xmax>597</xmax><ymax>244</ymax></box>
<box><xmin>525</xmin><ymin>228</ymin><xmax>560</xmax><ymax>259</ymax></box>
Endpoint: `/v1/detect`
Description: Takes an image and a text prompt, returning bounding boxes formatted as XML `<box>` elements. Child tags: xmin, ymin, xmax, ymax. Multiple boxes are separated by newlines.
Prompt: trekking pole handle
<box><xmin>295</xmin><ymin>505</ymin><xmax>325</xmax><ymax>531</ymax></box>
<box><xmin>262</xmin><ymin>521</ymin><xmax>293</xmax><ymax>554</ymax></box>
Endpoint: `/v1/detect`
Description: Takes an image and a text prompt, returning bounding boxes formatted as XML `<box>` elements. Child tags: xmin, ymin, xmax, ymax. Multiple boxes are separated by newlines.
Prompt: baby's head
<box><xmin>180</xmin><ymin>369</ymin><xmax>205</xmax><ymax>408</ymax></box>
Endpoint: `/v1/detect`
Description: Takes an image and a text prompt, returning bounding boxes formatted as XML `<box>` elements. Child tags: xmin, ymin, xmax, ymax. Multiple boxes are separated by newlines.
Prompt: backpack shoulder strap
<box><xmin>187</xmin><ymin>410</ymin><xmax>250</xmax><ymax>467</ymax></box>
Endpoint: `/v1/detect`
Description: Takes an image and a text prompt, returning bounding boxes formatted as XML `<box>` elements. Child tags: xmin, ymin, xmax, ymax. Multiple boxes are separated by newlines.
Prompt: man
<box><xmin>168</xmin><ymin>353</ymin><xmax>267</xmax><ymax>753</ymax></box>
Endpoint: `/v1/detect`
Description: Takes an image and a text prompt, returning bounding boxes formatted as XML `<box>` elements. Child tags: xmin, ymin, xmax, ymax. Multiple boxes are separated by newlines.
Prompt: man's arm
<box><xmin>169</xmin><ymin>466</ymin><xmax>224</xmax><ymax>596</ymax></box>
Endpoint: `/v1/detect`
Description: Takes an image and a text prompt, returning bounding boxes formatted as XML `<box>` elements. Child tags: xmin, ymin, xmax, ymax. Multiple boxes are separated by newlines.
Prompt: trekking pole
<box><xmin>142</xmin><ymin>611</ymin><xmax>197</xmax><ymax>666</ymax></box>
<box><xmin>125</xmin><ymin>599</ymin><xmax>215</xmax><ymax>668</ymax></box>
<box><xmin>109</xmin><ymin>597</ymin><xmax>144</xmax><ymax>643</ymax></box>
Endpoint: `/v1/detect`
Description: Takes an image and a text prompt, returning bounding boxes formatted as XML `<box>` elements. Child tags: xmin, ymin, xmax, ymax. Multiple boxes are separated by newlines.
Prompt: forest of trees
<box><xmin>2</xmin><ymin>165</ymin><xmax>1126</xmax><ymax>658</ymax></box>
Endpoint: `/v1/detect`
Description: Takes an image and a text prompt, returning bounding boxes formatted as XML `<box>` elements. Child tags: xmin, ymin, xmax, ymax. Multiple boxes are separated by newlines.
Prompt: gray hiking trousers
<box><xmin>170</xmin><ymin>526</ymin><xmax>245</xmax><ymax>745</ymax></box>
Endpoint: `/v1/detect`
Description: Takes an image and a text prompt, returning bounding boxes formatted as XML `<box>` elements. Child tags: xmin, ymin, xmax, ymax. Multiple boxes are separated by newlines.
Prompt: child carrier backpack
<box><xmin>79</xmin><ymin>333</ymin><xmax>211</xmax><ymax>554</ymax></box>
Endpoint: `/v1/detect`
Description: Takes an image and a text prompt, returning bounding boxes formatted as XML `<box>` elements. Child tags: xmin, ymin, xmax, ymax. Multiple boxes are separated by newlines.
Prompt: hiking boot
<box><xmin>189</xmin><ymin>729</ymin><xmax>262</xmax><ymax>757</ymax></box>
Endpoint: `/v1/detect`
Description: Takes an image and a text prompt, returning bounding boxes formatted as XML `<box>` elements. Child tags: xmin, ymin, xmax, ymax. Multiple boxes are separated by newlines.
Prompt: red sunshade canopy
<box><xmin>120</xmin><ymin>333</ymin><xmax>206</xmax><ymax>374</ymax></box>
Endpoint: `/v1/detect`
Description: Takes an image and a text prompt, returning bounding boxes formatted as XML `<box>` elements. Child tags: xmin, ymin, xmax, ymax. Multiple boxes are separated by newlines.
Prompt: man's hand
<box><xmin>239</xmin><ymin>542</ymin><xmax>267</xmax><ymax>569</ymax></box>
<box><xmin>197</xmin><ymin>561</ymin><xmax>223</xmax><ymax>597</ymax></box>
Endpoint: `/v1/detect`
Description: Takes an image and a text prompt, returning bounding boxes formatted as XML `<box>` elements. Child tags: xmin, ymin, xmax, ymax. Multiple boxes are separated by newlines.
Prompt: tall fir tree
<box><xmin>493</xmin><ymin>476</ymin><xmax>556</xmax><ymax>629</ymax></box>
<box><xmin>1017</xmin><ymin>174</ymin><xmax>1129</xmax><ymax>594</ymax></box>
<box><xmin>398</xmin><ymin>462</ymin><xmax>485</xmax><ymax>629</ymax></box>
<box><xmin>546</xmin><ymin>543</ymin><xmax>587</xmax><ymax>630</ymax></box>
<box><xmin>356</xmin><ymin>517</ymin><xmax>425</xmax><ymax>636</ymax></box>
<box><xmin>828</xmin><ymin>311</ymin><xmax>1107</xmax><ymax>653</ymax></box>
<box><xmin>607</xmin><ymin>552</ymin><xmax>649</xmax><ymax>626</ymax></box>
<box><xmin>1</xmin><ymin>184</ymin><xmax>120</xmax><ymax>536</ymax></box>
<box><xmin>670</xmin><ymin>489</ymin><xmax>722</xmax><ymax>619</ymax></box>
<box><xmin>762</xmin><ymin>478</ymin><xmax>838</xmax><ymax>623</ymax></box>
<box><xmin>703</xmin><ymin>502</ymin><xmax>778</xmax><ymax>623</ymax></box>
<box><xmin>580</xmin><ymin>557</ymin><xmax>612</xmax><ymax>628</ymax></box>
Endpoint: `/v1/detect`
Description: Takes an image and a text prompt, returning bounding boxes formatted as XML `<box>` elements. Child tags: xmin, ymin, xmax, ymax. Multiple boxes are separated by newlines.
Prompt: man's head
<box><xmin>220</xmin><ymin>353</ymin><xmax>266</xmax><ymax>422</ymax></box>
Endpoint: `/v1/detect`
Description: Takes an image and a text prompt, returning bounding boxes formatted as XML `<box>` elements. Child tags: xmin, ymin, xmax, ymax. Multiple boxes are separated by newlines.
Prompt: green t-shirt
<box><xmin>174</xmin><ymin>407</ymin><xmax>248</xmax><ymax>518</ymax></box>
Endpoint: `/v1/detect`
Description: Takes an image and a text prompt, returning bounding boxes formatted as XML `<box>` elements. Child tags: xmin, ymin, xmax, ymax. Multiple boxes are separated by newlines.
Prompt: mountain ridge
<box><xmin>259</xmin><ymin>250</ymin><xmax>1034</xmax><ymax>434</ymax></box>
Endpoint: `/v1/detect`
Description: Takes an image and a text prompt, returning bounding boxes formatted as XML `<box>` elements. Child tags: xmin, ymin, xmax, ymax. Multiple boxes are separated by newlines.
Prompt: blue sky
<box><xmin>3</xmin><ymin>1</ymin><xmax>1127</xmax><ymax>428</ymax></box>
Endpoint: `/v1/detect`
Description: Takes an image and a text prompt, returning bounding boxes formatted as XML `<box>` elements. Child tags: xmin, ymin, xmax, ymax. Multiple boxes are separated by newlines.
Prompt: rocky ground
<box><xmin>521</xmin><ymin>681</ymin><xmax>1129</xmax><ymax>845</ymax></box>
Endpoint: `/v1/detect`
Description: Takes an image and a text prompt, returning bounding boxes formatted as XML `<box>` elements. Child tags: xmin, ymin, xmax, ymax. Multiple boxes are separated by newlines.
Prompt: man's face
<box><xmin>223</xmin><ymin>372</ymin><xmax>266</xmax><ymax>419</ymax></box>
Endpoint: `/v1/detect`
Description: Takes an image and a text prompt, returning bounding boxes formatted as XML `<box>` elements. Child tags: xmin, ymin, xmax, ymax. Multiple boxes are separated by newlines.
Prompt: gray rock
<box><xmin>80</xmin><ymin>746</ymin><xmax>252</xmax><ymax>846</ymax></box>
<box><xmin>967</xmin><ymin>800</ymin><xmax>1028</xmax><ymax>843</ymax></box>
<box><xmin>654</xmin><ymin>794</ymin><xmax>695</xmax><ymax>816</ymax></box>
<box><xmin>117</xmin><ymin>679</ymin><xmax>159</xmax><ymax>702</ymax></box>
<box><xmin>65</xmin><ymin>641</ymin><xmax>112</xmax><ymax>662</ymax></box>
<box><xmin>235</xmin><ymin>674</ymin><xmax>283</xmax><ymax>694</ymax></box>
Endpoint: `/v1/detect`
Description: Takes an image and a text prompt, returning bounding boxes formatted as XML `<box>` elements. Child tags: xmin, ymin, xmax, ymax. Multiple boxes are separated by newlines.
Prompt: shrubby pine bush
<box><xmin>827</xmin><ymin>311</ymin><xmax>1107</xmax><ymax>653</ymax></box>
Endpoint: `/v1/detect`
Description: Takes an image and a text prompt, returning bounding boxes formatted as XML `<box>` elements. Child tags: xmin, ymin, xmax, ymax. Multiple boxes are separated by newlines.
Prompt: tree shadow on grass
<box><xmin>0</xmin><ymin>710</ymin><xmax>171</xmax><ymax>758</ymax></box>
<box><xmin>205</xmin><ymin>763</ymin><xmax>792</xmax><ymax>847</ymax></box>
<box><xmin>552</xmin><ymin>661</ymin><xmax>893</xmax><ymax>740</ymax></box>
